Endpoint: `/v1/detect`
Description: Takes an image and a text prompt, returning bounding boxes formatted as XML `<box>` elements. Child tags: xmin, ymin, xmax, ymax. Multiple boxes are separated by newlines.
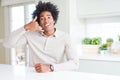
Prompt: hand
<box><xmin>24</xmin><ymin>16</ymin><xmax>43</xmax><ymax>32</ymax></box>
<box><xmin>34</xmin><ymin>63</ymin><xmax>52</xmax><ymax>73</ymax></box>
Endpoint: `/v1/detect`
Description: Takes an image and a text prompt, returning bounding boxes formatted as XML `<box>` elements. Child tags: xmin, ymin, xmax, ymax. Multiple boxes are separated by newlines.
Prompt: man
<box><xmin>3</xmin><ymin>1</ymin><xmax>79</xmax><ymax>73</ymax></box>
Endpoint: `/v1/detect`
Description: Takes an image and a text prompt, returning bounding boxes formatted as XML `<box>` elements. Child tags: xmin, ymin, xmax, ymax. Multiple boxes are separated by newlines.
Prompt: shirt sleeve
<box><xmin>3</xmin><ymin>27</ymin><xmax>27</xmax><ymax>48</ymax></box>
<box><xmin>52</xmin><ymin>35</ymin><xmax>79</xmax><ymax>71</ymax></box>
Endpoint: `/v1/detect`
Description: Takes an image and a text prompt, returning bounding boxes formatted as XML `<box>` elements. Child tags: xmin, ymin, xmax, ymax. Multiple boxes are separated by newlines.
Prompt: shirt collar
<box><xmin>41</xmin><ymin>28</ymin><xmax>58</xmax><ymax>37</ymax></box>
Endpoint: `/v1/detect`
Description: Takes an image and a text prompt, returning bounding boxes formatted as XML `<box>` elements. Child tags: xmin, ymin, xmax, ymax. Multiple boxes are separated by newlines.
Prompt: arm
<box><xmin>53</xmin><ymin>36</ymin><xmax>79</xmax><ymax>71</ymax></box>
<box><xmin>3</xmin><ymin>27</ymin><xmax>27</xmax><ymax>48</ymax></box>
<box><xmin>3</xmin><ymin>16</ymin><xmax>42</xmax><ymax>48</ymax></box>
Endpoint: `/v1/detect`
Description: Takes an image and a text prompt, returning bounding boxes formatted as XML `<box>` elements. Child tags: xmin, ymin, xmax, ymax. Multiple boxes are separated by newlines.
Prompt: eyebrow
<box><xmin>40</xmin><ymin>14</ymin><xmax>52</xmax><ymax>17</ymax></box>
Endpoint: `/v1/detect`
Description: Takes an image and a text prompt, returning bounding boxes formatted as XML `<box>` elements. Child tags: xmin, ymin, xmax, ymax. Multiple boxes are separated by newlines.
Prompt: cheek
<box><xmin>39</xmin><ymin>21</ymin><xmax>42</xmax><ymax>24</ymax></box>
<box><xmin>52</xmin><ymin>20</ymin><xmax>55</xmax><ymax>25</ymax></box>
<box><xmin>39</xmin><ymin>23</ymin><xmax>43</xmax><ymax>28</ymax></box>
<box><xmin>39</xmin><ymin>21</ymin><xmax>43</xmax><ymax>26</ymax></box>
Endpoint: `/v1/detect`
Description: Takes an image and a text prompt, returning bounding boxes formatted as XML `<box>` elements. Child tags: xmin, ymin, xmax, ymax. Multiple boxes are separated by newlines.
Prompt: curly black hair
<box><xmin>32</xmin><ymin>1</ymin><xmax>59</xmax><ymax>25</ymax></box>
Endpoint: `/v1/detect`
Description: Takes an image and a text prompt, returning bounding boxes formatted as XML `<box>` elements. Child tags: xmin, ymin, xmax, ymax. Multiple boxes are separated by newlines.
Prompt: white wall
<box><xmin>69</xmin><ymin>0</ymin><xmax>85</xmax><ymax>44</ymax></box>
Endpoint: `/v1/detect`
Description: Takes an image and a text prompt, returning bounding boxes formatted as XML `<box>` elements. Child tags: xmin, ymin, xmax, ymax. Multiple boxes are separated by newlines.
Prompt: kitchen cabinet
<box><xmin>77</xmin><ymin>0</ymin><xmax>120</xmax><ymax>18</ymax></box>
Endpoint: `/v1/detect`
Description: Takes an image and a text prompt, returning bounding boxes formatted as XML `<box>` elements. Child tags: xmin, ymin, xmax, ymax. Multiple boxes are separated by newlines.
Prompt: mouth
<box><xmin>45</xmin><ymin>23</ymin><xmax>50</xmax><ymax>27</ymax></box>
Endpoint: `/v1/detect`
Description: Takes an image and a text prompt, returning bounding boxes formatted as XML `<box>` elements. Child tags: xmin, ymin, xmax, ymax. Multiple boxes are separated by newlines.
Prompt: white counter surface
<box><xmin>79</xmin><ymin>54</ymin><xmax>120</xmax><ymax>61</ymax></box>
<box><xmin>0</xmin><ymin>64</ymin><xmax>120</xmax><ymax>80</ymax></box>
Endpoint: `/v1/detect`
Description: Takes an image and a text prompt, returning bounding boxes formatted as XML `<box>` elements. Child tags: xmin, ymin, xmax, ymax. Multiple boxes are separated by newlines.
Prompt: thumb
<box><xmin>32</xmin><ymin>16</ymin><xmax>37</xmax><ymax>22</ymax></box>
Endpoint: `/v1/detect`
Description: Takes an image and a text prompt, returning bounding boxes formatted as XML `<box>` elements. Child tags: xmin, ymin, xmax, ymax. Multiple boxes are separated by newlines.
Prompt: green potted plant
<box><xmin>118</xmin><ymin>35</ymin><xmax>120</xmax><ymax>41</ymax></box>
<box><xmin>91</xmin><ymin>37</ymin><xmax>102</xmax><ymax>45</ymax></box>
<box><xmin>82</xmin><ymin>37</ymin><xmax>92</xmax><ymax>44</ymax></box>
<box><xmin>99</xmin><ymin>43</ymin><xmax>108</xmax><ymax>54</ymax></box>
<box><xmin>106</xmin><ymin>38</ymin><xmax>114</xmax><ymax>47</ymax></box>
<box><xmin>99</xmin><ymin>43</ymin><xmax>108</xmax><ymax>50</ymax></box>
<box><xmin>82</xmin><ymin>37</ymin><xmax>102</xmax><ymax>54</ymax></box>
<box><xmin>82</xmin><ymin>37</ymin><xmax>102</xmax><ymax>45</ymax></box>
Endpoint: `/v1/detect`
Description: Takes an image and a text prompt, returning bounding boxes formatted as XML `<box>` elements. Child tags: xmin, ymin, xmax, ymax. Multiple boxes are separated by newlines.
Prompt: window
<box><xmin>77</xmin><ymin>16</ymin><xmax>120</xmax><ymax>61</ymax></box>
<box><xmin>85</xmin><ymin>17</ymin><xmax>120</xmax><ymax>43</ymax></box>
<box><xmin>9</xmin><ymin>4</ymin><xmax>35</xmax><ymax>65</ymax></box>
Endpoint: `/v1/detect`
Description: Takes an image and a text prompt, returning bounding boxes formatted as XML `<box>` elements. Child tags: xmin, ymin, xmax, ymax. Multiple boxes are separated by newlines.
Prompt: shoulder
<box><xmin>55</xmin><ymin>29</ymin><xmax>69</xmax><ymax>38</ymax></box>
<box><xmin>24</xmin><ymin>30</ymin><xmax>42</xmax><ymax>37</ymax></box>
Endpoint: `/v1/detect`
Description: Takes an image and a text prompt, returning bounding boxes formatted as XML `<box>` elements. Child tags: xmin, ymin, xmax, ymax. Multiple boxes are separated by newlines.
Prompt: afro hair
<box><xmin>32</xmin><ymin>1</ymin><xmax>59</xmax><ymax>25</ymax></box>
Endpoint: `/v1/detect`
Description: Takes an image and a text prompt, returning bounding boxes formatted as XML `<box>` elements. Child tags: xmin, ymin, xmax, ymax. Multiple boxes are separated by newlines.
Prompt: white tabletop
<box><xmin>0</xmin><ymin>64</ymin><xmax>120</xmax><ymax>80</ymax></box>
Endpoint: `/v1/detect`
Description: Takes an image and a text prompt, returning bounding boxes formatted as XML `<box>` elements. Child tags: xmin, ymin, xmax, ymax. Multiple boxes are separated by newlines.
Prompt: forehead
<box><xmin>40</xmin><ymin>11</ymin><xmax>52</xmax><ymax>17</ymax></box>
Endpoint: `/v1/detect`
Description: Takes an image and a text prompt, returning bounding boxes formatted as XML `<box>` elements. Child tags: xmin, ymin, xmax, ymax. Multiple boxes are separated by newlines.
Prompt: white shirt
<box><xmin>3</xmin><ymin>27</ymin><xmax>79</xmax><ymax>71</ymax></box>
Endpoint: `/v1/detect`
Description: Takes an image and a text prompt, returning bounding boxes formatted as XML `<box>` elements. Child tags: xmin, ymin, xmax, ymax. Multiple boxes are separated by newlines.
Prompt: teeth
<box><xmin>45</xmin><ymin>24</ymin><xmax>50</xmax><ymax>26</ymax></box>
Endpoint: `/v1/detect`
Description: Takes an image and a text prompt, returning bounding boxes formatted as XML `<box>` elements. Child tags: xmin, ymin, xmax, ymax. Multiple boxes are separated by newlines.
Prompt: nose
<box><xmin>44</xmin><ymin>18</ymin><xmax>48</xmax><ymax>23</ymax></box>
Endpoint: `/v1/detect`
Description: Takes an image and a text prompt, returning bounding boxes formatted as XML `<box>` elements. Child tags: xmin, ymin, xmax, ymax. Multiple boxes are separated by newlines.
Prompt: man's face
<box><xmin>39</xmin><ymin>11</ymin><xmax>55</xmax><ymax>32</ymax></box>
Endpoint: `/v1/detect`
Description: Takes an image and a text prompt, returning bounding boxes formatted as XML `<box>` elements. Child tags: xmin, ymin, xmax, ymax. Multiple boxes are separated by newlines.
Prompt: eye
<box><xmin>40</xmin><ymin>17</ymin><xmax>44</xmax><ymax>21</ymax></box>
<box><xmin>48</xmin><ymin>16</ymin><xmax>51</xmax><ymax>19</ymax></box>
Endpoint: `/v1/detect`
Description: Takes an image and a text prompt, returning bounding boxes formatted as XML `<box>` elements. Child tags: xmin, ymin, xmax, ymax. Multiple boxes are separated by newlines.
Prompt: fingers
<box><xmin>35</xmin><ymin>63</ymin><xmax>41</xmax><ymax>73</ymax></box>
<box><xmin>32</xmin><ymin>16</ymin><xmax>37</xmax><ymax>22</ymax></box>
<box><xmin>35</xmin><ymin>63</ymin><xmax>40</xmax><ymax>67</ymax></box>
<box><xmin>34</xmin><ymin>63</ymin><xmax>51</xmax><ymax>73</ymax></box>
<box><xmin>35</xmin><ymin>66</ymin><xmax>41</xmax><ymax>72</ymax></box>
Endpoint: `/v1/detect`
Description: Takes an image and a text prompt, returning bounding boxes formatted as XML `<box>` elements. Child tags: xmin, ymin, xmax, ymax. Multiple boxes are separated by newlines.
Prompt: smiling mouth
<box><xmin>45</xmin><ymin>23</ymin><xmax>50</xmax><ymax>27</ymax></box>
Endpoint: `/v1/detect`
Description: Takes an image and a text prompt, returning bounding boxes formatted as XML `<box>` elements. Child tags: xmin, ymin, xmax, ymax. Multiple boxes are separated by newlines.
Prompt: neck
<box><xmin>44</xmin><ymin>29</ymin><xmax>55</xmax><ymax>36</ymax></box>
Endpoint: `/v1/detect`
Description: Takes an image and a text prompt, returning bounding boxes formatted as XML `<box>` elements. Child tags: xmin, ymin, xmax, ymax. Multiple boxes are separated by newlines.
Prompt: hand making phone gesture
<box><xmin>24</xmin><ymin>16</ymin><xmax>43</xmax><ymax>32</ymax></box>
